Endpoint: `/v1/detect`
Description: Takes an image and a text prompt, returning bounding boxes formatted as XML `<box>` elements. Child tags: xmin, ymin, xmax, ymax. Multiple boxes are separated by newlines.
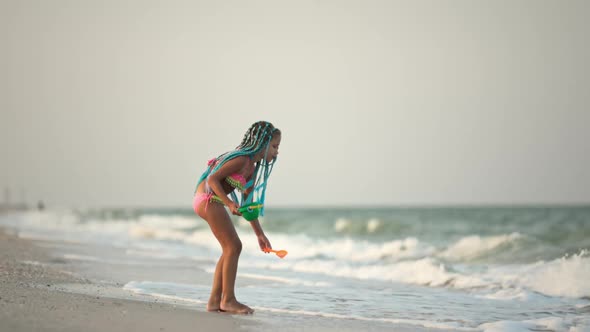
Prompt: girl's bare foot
<box><xmin>207</xmin><ymin>295</ymin><xmax>221</xmax><ymax>312</ymax></box>
<box><xmin>220</xmin><ymin>298</ymin><xmax>254</xmax><ymax>314</ymax></box>
<box><xmin>207</xmin><ymin>304</ymin><xmax>221</xmax><ymax>312</ymax></box>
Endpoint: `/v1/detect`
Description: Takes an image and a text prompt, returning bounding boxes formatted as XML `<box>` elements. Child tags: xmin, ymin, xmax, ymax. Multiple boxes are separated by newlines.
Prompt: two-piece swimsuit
<box><xmin>192</xmin><ymin>158</ymin><xmax>252</xmax><ymax>214</ymax></box>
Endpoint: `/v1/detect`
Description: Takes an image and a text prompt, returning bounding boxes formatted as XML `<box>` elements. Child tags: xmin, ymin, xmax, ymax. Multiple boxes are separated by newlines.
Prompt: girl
<box><xmin>193</xmin><ymin>121</ymin><xmax>281</xmax><ymax>314</ymax></box>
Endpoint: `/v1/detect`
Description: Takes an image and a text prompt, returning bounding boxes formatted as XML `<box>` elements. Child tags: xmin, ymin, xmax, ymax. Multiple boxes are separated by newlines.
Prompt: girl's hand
<box><xmin>228</xmin><ymin>201</ymin><xmax>242</xmax><ymax>216</ymax></box>
<box><xmin>257</xmin><ymin>234</ymin><xmax>271</xmax><ymax>252</ymax></box>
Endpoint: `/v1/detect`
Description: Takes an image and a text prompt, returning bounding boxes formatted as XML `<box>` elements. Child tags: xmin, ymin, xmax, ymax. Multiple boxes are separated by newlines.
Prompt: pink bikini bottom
<box><xmin>193</xmin><ymin>192</ymin><xmax>224</xmax><ymax>214</ymax></box>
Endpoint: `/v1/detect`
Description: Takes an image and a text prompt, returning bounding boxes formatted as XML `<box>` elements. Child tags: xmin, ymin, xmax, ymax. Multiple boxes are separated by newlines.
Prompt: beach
<box><xmin>0</xmin><ymin>214</ymin><xmax>426</xmax><ymax>332</ymax></box>
<box><xmin>1</xmin><ymin>207</ymin><xmax>589</xmax><ymax>331</ymax></box>
<box><xmin>0</xmin><ymin>228</ymin><xmax>249</xmax><ymax>332</ymax></box>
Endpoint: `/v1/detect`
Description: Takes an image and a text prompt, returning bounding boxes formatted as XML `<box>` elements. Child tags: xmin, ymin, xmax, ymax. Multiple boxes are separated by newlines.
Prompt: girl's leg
<box><xmin>195</xmin><ymin>194</ymin><xmax>223</xmax><ymax>311</ymax></box>
<box><xmin>207</xmin><ymin>254</ymin><xmax>224</xmax><ymax>311</ymax></box>
<box><xmin>196</xmin><ymin>196</ymin><xmax>224</xmax><ymax>311</ymax></box>
<box><xmin>197</xmin><ymin>201</ymin><xmax>253</xmax><ymax>314</ymax></box>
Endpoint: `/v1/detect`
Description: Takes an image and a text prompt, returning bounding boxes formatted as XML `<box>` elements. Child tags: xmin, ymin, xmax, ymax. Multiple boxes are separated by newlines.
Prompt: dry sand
<box><xmin>0</xmin><ymin>228</ymin><xmax>253</xmax><ymax>332</ymax></box>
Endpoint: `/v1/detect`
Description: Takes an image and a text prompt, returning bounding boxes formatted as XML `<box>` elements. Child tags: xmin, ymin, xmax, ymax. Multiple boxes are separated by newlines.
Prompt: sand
<box><xmin>0</xmin><ymin>228</ymin><xmax>253</xmax><ymax>332</ymax></box>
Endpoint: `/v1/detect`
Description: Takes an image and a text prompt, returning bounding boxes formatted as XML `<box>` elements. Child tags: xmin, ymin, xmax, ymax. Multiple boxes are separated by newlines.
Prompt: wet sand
<box><xmin>0</xmin><ymin>228</ymin><xmax>251</xmax><ymax>332</ymax></box>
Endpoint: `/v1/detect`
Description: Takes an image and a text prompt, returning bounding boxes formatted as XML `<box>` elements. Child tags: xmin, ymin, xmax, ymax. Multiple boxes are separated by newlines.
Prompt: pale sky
<box><xmin>1</xmin><ymin>0</ymin><xmax>589</xmax><ymax>208</ymax></box>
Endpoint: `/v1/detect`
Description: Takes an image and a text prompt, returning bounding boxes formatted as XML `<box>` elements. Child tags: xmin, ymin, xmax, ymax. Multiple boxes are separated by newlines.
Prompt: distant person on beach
<box><xmin>193</xmin><ymin>121</ymin><xmax>281</xmax><ymax>314</ymax></box>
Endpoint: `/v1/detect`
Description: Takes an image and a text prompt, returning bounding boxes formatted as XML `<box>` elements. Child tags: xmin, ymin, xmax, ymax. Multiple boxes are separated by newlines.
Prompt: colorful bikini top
<box><xmin>226</xmin><ymin>174</ymin><xmax>247</xmax><ymax>191</ymax></box>
<box><xmin>205</xmin><ymin>158</ymin><xmax>251</xmax><ymax>192</ymax></box>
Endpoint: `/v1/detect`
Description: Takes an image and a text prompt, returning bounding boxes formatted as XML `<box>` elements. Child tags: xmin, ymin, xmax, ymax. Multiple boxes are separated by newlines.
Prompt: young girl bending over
<box><xmin>193</xmin><ymin>121</ymin><xmax>281</xmax><ymax>314</ymax></box>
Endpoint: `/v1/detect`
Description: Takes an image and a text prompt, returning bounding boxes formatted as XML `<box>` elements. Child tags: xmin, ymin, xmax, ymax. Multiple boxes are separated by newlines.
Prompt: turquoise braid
<box><xmin>195</xmin><ymin>121</ymin><xmax>279</xmax><ymax>216</ymax></box>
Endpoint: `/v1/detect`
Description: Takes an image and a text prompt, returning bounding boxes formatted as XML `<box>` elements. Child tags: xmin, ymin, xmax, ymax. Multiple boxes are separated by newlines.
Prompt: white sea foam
<box><xmin>366</xmin><ymin>218</ymin><xmax>381</xmax><ymax>233</ymax></box>
<box><xmin>137</xmin><ymin>214</ymin><xmax>199</xmax><ymax>230</ymax></box>
<box><xmin>62</xmin><ymin>253</ymin><xmax>157</xmax><ymax>266</ymax></box>
<box><xmin>239</xmin><ymin>273</ymin><xmax>332</xmax><ymax>287</ymax></box>
<box><xmin>254</xmin><ymin>306</ymin><xmax>476</xmax><ymax>331</ymax></box>
<box><xmin>248</xmin><ymin>249</ymin><xmax>590</xmax><ymax>299</ymax></box>
<box><xmin>16</xmin><ymin>231</ymin><xmax>84</xmax><ymax>243</ymax></box>
<box><xmin>63</xmin><ymin>254</ymin><xmax>103</xmax><ymax>262</ymax></box>
<box><xmin>333</xmin><ymin>218</ymin><xmax>351</xmax><ymax>232</ymax></box>
<box><xmin>520</xmin><ymin>251</ymin><xmax>590</xmax><ymax>298</ymax></box>
<box><xmin>251</xmin><ymin>257</ymin><xmax>481</xmax><ymax>288</ymax></box>
<box><xmin>439</xmin><ymin>233</ymin><xmax>522</xmax><ymax>261</ymax></box>
<box><xmin>469</xmin><ymin>251</ymin><xmax>590</xmax><ymax>299</ymax></box>
<box><xmin>125</xmin><ymin>249</ymin><xmax>180</xmax><ymax>260</ymax></box>
<box><xmin>1</xmin><ymin>210</ymin><xmax>82</xmax><ymax>241</ymax></box>
<box><xmin>478</xmin><ymin>320</ymin><xmax>545</xmax><ymax>332</ymax></box>
<box><xmin>128</xmin><ymin>215</ymin><xmax>202</xmax><ymax>241</ymax></box>
<box><xmin>264</xmin><ymin>234</ymin><xmax>436</xmax><ymax>263</ymax></box>
<box><xmin>2</xmin><ymin>211</ymin><xmax>201</xmax><ymax>247</ymax></box>
<box><xmin>123</xmin><ymin>281</ymin><xmax>206</xmax><ymax>305</ymax></box>
<box><xmin>479</xmin><ymin>317</ymin><xmax>573</xmax><ymax>332</ymax></box>
<box><xmin>21</xmin><ymin>260</ymin><xmax>48</xmax><ymax>266</ymax></box>
<box><xmin>475</xmin><ymin>288</ymin><xmax>534</xmax><ymax>301</ymax></box>
<box><xmin>333</xmin><ymin>217</ymin><xmax>384</xmax><ymax>235</ymax></box>
<box><xmin>129</xmin><ymin>225</ymin><xmax>187</xmax><ymax>241</ymax></box>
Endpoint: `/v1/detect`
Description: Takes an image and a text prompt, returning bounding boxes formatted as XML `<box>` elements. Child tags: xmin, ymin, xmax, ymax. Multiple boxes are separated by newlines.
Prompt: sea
<box><xmin>1</xmin><ymin>206</ymin><xmax>589</xmax><ymax>331</ymax></box>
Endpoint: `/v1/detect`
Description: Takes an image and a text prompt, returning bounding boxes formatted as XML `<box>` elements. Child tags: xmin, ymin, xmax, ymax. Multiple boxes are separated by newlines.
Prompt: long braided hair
<box><xmin>195</xmin><ymin>121</ymin><xmax>280</xmax><ymax>215</ymax></box>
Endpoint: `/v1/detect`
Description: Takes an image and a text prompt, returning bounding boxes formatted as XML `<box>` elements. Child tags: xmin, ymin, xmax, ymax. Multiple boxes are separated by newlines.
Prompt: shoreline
<box><xmin>0</xmin><ymin>227</ymin><xmax>252</xmax><ymax>332</ymax></box>
<box><xmin>0</xmin><ymin>213</ymin><xmax>482</xmax><ymax>332</ymax></box>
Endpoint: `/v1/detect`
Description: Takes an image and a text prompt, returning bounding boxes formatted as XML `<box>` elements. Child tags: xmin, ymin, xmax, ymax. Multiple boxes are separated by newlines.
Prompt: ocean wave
<box><xmin>136</xmin><ymin>214</ymin><xmax>200</xmax><ymax>230</ymax></box>
<box><xmin>478</xmin><ymin>315</ymin><xmax>590</xmax><ymax>332</ymax></box>
<box><xmin>236</xmin><ymin>273</ymin><xmax>332</xmax><ymax>287</ymax></box>
<box><xmin>438</xmin><ymin>233</ymin><xmax>523</xmax><ymax>262</ymax></box>
<box><xmin>253</xmin><ymin>306</ymin><xmax>475</xmax><ymax>331</ymax></box>
<box><xmin>129</xmin><ymin>225</ymin><xmax>187</xmax><ymax>241</ymax></box>
<box><xmin>251</xmin><ymin>257</ymin><xmax>484</xmax><ymax>289</ymax></box>
<box><xmin>258</xmin><ymin>234</ymin><xmax>437</xmax><ymax>263</ymax></box>
<box><xmin>128</xmin><ymin>215</ymin><xmax>202</xmax><ymax>240</ymax></box>
<box><xmin>463</xmin><ymin>250</ymin><xmax>590</xmax><ymax>299</ymax></box>
<box><xmin>249</xmin><ymin>249</ymin><xmax>590</xmax><ymax>299</ymax></box>
<box><xmin>123</xmin><ymin>281</ymin><xmax>206</xmax><ymax>305</ymax></box>
<box><xmin>478</xmin><ymin>317</ymin><xmax>568</xmax><ymax>332</ymax></box>
<box><xmin>333</xmin><ymin>217</ymin><xmax>384</xmax><ymax>235</ymax></box>
<box><xmin>519</xmin><ymin>250</ymin><xmax>590</xmax><ymax>298</ymax></box>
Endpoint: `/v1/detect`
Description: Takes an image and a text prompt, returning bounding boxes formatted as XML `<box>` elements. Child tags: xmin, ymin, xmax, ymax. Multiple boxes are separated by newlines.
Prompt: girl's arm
<box><xmin>207</xmin><ymin>156</ymin><xmax>248</xmax><ymax>214</ymax></box>
<box><xmin>242</xmin><ymin>181</ymin><xmax>272</xmax><ymax>250</ymax></box>
<box><xmin>250</xmin><ymin>219</ymin><xmax>272</xmax><ymax>251</ymax></box>
<box><xmin>242</xmin><ymin>170</ymin><xmax>272</xmax><ymax>251</ymax></box>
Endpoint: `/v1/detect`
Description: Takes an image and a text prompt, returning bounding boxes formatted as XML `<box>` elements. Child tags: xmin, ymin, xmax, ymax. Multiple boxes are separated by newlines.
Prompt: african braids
<box><xmin>195</xmin><ymin>121</ymin><xmax>280</xmax><ymax>216</ymax></box>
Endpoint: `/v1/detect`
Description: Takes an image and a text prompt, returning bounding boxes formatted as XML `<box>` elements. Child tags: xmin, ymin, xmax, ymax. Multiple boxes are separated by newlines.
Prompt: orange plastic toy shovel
<box><xmin>264</xmin><ymin>247</ymin><xmax>288</xmax><ymax>258</ymax></box>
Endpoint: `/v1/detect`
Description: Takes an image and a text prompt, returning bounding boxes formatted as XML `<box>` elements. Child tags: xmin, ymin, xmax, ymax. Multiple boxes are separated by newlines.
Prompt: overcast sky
<box><xmin>1</xmin><ymin>0</ymin><xmax>589</xmax><ymax>208</ymax></box>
